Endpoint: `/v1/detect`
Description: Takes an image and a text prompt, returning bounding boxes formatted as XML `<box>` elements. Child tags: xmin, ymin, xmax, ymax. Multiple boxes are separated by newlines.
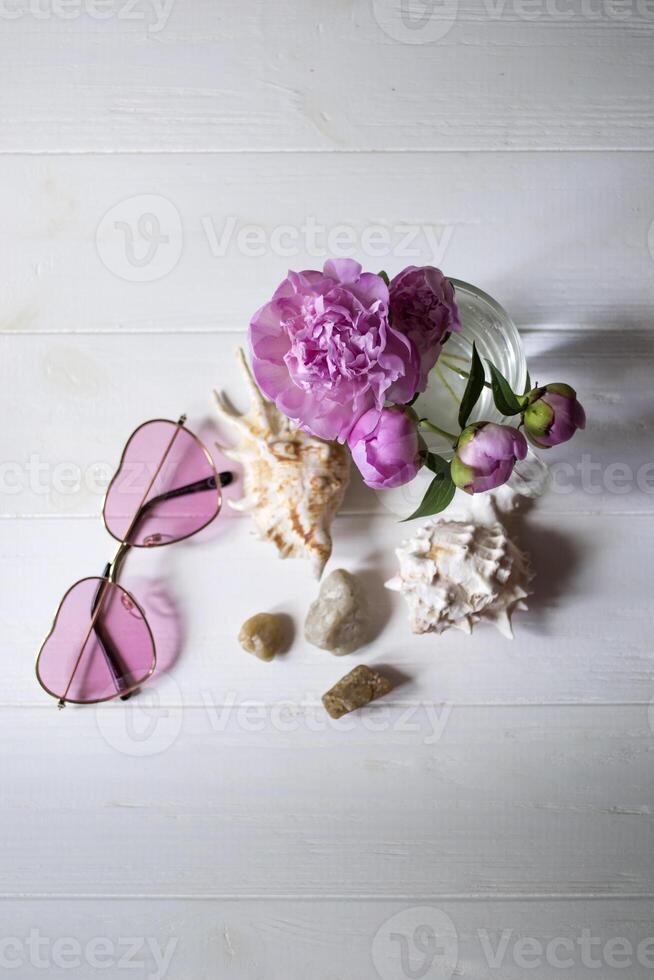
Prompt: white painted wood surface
<box><xmin>0</xmin><ymin>153</ymin><xmax>652</xmax><ymax>330</ymax></box>
<box><xmin>2</xmin><ymin>0</ymin><xmax>654</xmax><ymax>152</ymax></box>
<box><xmin>2</xmin><ymin>2</ymin><xmax>654</xmax><ymax>977</ymax></box>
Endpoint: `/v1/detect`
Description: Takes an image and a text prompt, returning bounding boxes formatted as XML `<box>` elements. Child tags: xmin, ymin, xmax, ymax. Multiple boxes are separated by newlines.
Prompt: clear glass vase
<box><xmin>380</xmin><ymin>280</ymin><xmax>548</xmax><ymax>516</ymax></box>
<box><xmin>416</xmin><ymin>279</ymin><xmax>526</xmax><ymax>450</ymax></box>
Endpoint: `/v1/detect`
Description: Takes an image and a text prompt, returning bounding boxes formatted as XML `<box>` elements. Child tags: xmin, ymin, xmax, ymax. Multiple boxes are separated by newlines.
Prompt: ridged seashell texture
<box><xmin>385</xmin><ymin>518</ymin><xmax>532</xmax><ymax>638</ymax></box>
<box><xmin>214</xmin><ymin>349</ymin><xmax>350</xmax><ymax>578</ymax></box>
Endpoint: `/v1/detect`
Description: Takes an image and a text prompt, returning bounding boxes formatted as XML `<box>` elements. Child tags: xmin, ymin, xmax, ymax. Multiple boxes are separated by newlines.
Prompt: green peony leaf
<box><xmin>423</xmin><ymin>451</ymin><xmax>450</xmax><ymax>475</ymax></box>
<box><xmin>378</xmin><ymin>270</ymin><xmax>390</xmax><ymax>286</ymax></box>
<box><xmin>458</xmin><ymin>341</ymin><xmax>485</xmax><ymax>429</ymax></box>
<box><xmin>487</xmin><ymin>361</ymin><xmax>523</xmax><ymax>416</ymax></box>
<box><xmin>401</xmin><ymin>470</ymin><xmax>456</xmax><ymax>522</ymax></box>
<box><xmin>523</xmin><ymin>370</ymin><xmax>532</xmax><ymax>395</ymax></box>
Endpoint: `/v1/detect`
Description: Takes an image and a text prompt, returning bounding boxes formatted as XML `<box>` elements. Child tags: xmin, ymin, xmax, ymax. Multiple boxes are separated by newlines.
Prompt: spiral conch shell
<box><xmin>214</xmin><ymin>349</ymin><xmax>350</xmax><ymax>578</ymax></box>
<box><xmin>385</xmin><ymin>516</ymin><xmax>532</xmax><ymax>638</ymax></box>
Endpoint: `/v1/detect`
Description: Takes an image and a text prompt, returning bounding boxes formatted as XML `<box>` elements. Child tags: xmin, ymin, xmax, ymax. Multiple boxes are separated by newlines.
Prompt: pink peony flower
<box><xmin>348</xmin><ymin>407</ymin><xmax>421</xmax><ymax>489</ymax></box>
<box><xmin>249</xmin><ymin>259</ymin><xmax>419</xmax><ymax>443</ymax></box>
<box><xmin>389</xmin><ymin>265</ymin><xmax>461</xmax><ymax>392</ymax></box>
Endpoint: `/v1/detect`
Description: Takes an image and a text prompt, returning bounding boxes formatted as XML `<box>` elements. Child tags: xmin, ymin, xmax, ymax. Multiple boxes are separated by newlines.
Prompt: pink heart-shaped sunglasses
<box><xmin>36</xmin><ymin>416</ymin><xmax>232</xmax><ymax>708</ymax></box>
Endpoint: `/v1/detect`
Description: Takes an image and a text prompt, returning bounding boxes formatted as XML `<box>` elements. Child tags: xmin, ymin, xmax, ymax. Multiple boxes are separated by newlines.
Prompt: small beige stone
<box><xmin>238</xmin><ymin>613</ymin><xmax>285</xmax><ymax>661</ymax></box>
<box><xmin>304</xmin><ymin>568</ymin><xmax>370</xmax><ymax>656</ymax></box>
<box><xmin>322</xmin><ymin>665</ymin><xmax>393</xmax><ymax>719</ymax></box>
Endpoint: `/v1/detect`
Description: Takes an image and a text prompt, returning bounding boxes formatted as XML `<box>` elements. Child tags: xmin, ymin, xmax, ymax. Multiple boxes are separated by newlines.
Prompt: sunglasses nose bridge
<box><xmin>107</xmin><ymin>542</ymin><xmax>131</xmax><ymax>583</ymax></box>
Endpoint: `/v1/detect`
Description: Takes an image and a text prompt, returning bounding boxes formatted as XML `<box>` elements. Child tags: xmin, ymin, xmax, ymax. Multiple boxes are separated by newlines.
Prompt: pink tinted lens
<box><xmin>37</xmin><ymin>578</ymin><xmax>155</xmax><ymax>703</ymax></box>
<box><xmin>104</xmin><ymin>420</ymin><xmax>221</xmax><ymax>546</ymax></box>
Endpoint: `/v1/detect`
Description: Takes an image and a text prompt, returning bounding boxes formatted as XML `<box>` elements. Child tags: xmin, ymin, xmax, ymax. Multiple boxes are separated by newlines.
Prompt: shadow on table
<box><xmin>504</xmin><ymin>498</ymin><xmax>589</xmax><ymax>636</ymax></box>
<box><xmin>127</xmin><ymin>575</ymin><xmax>185</xmax><ymax>676</ymax></box>
<box><xmin>358</xmin><ymin>556</ymin><xmax>395</xmax><ymax>645</ymax></box>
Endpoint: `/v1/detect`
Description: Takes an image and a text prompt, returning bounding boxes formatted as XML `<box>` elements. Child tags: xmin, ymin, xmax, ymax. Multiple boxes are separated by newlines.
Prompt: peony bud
<box><xmin>451</xmin><ymin>422</ymin><xmax>527</xmax><ymax>494</ymax></box>
<box><xmin>348</xmin><ymin>407</ymin><xmax>421</xmax><ymax>490</ymax></box>
<box><xmin>523</xmin><ymin>383</ymin><xmax>586</xmax><ymax>449</ymax></box>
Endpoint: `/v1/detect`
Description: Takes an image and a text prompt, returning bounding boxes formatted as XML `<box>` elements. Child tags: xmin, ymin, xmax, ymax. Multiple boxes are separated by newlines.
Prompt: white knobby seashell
<box><xmin>385</xmin><ymin>517</ymin><xmax>533</xmax><ymax>638</ymax></box>
<box><xmin>214</xmin><ymin>349</ymin><xmax>350</xmax><ymax>578</ymax></box>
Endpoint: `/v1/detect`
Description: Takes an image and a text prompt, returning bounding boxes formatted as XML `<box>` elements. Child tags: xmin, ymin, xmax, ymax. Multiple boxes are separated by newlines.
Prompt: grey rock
<box><xmin>304</xmin><ymin>569</ymin><xmax>369</xmax><ymax>656</ymax></box>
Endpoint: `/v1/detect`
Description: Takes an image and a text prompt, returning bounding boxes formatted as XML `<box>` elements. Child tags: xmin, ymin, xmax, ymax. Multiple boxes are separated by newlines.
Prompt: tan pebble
<box><xmin>322</xmin><ymin>665</ymin><xmax>393</xmax><ymax>719</ymax></box>
<box><xmin>238</xmin><ymin>613</ymin><xmax>285</xmax><ymax>661</ymax></box>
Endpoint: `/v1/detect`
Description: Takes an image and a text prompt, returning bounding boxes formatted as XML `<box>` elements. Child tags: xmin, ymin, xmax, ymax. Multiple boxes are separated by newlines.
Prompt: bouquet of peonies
<box><xmin>249</xmin><ymin>259</ymin><xmax>585</xmax><ymax>518</ymax></box>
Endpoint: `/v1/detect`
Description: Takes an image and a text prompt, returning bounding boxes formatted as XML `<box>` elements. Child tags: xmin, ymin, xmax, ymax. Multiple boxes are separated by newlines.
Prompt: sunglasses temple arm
<box><xmin>91</xmin><ymin>565</ymin><xmax>132</xmax><ymax>702</ymax></box>
<box><xmin>132</xmin><ymin>472</ymin><xmax>233</xmax><ymax>526</ymax></box>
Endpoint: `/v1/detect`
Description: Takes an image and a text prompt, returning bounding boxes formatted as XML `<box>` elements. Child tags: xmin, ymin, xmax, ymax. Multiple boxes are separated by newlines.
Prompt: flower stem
<box><xmin>435</xmin><ymin>364</ymin><xmax>460</xmax><ymax>408</ymax></box>
<box><xmin>441</xmin><ymin>359</ymin><xmax>468</xmax><ymax>379</ymax></box>
<box><xmin>419</xmin><ymin>419</ymin><xmax>459</xmax><ymax>444</ymax></box>
<box><xmin>441</xmin><ymin>357</ymin><xmax>491</xmax><ymax>389</ymax></box>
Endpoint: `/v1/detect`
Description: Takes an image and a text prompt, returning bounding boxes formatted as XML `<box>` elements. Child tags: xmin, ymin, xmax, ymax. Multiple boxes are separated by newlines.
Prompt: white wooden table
<box><xmin>1</xmin><ymin>3</ymin><xmax>654</xmax><ymax>977</ymax></box>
